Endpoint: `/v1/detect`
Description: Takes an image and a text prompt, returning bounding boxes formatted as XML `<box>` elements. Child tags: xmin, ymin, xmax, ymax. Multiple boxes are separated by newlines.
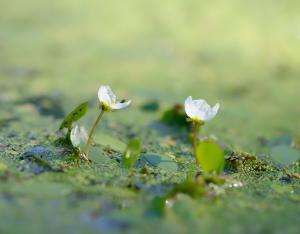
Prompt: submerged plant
<box><xmin>184</xmin><ymin>96</ymin><xmax>220</xmax><ymax>167</ymax></box>
<box><xmin>59</xmin><ymin>101</ymin><xmax>89</xmax><ymax>144</ymax></box>
<box><xmin>80</xmin><ymin>85</ymin><xmax>131</xmax><ymax>160</ymax></box>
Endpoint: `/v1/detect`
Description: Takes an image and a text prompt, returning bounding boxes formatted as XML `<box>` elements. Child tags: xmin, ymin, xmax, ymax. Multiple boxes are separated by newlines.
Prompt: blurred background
<box><xmin>0</xmin><ymin>0</ymin><xmax>299</xmax><ymax>149</ymax></box>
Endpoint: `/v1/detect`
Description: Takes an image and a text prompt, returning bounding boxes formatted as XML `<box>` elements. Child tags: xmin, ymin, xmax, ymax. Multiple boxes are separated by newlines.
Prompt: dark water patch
<box><xmin>140</xmin><ymin>100</ymin><xmax>160</xmax><ymax>112</ymax></box>
<box><xmin>81</xmin><ymin>203</ymin><xmax>132</xmax><ymax>233</ymax></box>
<box><xmin>18</xmin><ymin>146</ymin><xmax>56</xmax><ymax>174</ymax></box>
<box><xmin>0</xmin><ymin>66</ymin><xmax>40</xmax><ymax>78</ymax></box>
<box><xmin>226</xmin><ymin>84</ymin><xmax>251</xmax><ymax>98</ymax></box>
<box><xmin>145</xmin><ymin>183</ymin><xmax>174</xmax><ymax>197</ymax></box>
<box><xmin>161</xmin><ymin>104</ymin><xmax>189</xmax><ymax>129</ymax></box>
<box><xmin>82</xmin><ymin>216</ymin><xmax>131</xmax><ymax>232</ymax></box>
<box><xmin>18</xmin><ymin>95</ymin><xmax>64</xmax><ymax>119</ymax></box>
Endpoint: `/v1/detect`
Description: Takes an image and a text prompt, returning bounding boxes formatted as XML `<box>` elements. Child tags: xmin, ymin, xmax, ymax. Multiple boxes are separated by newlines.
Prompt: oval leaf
<box><xmin>143</xmin><ymin>153</ymin><xmax>177</xmax><ymax>172</ymax></box>
<box><xmin>89</xmin><ymin>146</ymin><xmax>111</xmax><ymax>164</ymax></box>
<box><xmin>59</xmin><ymin>102</ymin><xmax>89</xmax><ymax>130</ymax></box>
<box><xmin>270</xmin><ymin>145</ymin><xmax>299</xmax><ymax>167</ymax></box>
<box><xmin>93</xmin><ymin>133</ymin><xmax>127</xmax><ymax>152</ymax></box>
<box><xmin>197</xmin><ymin>140</ymin><xmax>225</xmax><ymax>174</ymax></box>
<box><xmin>123</xmin><ymin>139</ymin><xmax>142</xmax><ymax>169</ymax></box>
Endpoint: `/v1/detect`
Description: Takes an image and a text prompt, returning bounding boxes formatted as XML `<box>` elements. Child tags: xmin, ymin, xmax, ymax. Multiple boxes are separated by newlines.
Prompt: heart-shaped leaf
<box><xmin>59</xmin><ymin>102</ymin><xmax>89</xmax><ymax>131</ymax></box>
<box><xmin>197</xmin><ymin>140</ymin><xmax>225</xmax><ymax>174</ymax></box>
<box><xmin>143</xmin><ymin>153</ymin><xmax>177</xmax><ymax>172</ymax></box>
<box><xmin>270</xmin><ymin>145</ymin><xmax>299</xmax><ymax>167</ymax></box>
<box><xmin>123</xmin><ymin>139</ymin><xmax>142</xmax><ymax>169</ymax></box>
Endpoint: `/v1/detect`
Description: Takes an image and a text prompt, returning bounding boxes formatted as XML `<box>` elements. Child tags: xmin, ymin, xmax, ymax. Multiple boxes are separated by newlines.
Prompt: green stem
<box><xmin>81</xmin><ymin>110</ymin><xmax>105</xmax><ymax>160</ymax></box>
<box><xmin>193</xmin><ymin>121</ymin><xmax>200</xmax><ymax>165</ymax></box>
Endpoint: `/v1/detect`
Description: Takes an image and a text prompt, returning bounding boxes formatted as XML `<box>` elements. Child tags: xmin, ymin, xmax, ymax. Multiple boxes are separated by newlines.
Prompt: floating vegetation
<box><xmin>161</xmin><ymin>104</ymin><xmax>188</xmax><ymax>128</ymax></box>
<box><xmin>20</xmin><ymin>95</ymin><xmax>65</xmax><ymax>119</ymax></box>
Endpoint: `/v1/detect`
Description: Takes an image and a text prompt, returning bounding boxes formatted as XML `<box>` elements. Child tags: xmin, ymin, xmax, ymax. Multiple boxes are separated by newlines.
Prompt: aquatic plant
<box><xmin>184</xmin><ymin>96</ymin><xmax>219</xmax><ymax>163</ymax></box>
<box><xmin>80</xmin><ymin>85</ymin><xmax>131</xmax><ymax>160</ymax></box>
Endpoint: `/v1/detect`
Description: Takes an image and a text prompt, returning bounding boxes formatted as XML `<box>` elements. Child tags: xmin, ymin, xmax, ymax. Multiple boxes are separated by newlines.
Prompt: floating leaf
<box><xmin>270</xmin><ymin>145</ymin><xmax>299</xmax><ymax>167</ymax></box>
<box><xmin>89</xmin><ymin>146</ymin><xmax>111</xmax><ymax>164</ymax></box>
<box><xmin>59</xmin><ymin>102</ymin><xmax>89</xmax><ymax>131</ymax></box>
<box><xmin>197</xmin><ymin>140</ymin><xmax>225</xmax><ymax>174</ymax></box>
<box><xmin>269</xmin><ymin>135</ymin><xmax>293</xmax><ymax>147</ymax></box>
<box><xmin>143</xmin><ymin>153</ymin><xmax>178</xmax><ymax>172</ymax></box>
<box><xmin>123</xmin><ymin>139</ymin><xmax>142</xmax><ymax>169</ymax></box>
<box><xmin>93</xmin><ymin>133</ymin><xmax>127</xmax><ymax>152</ymax></box>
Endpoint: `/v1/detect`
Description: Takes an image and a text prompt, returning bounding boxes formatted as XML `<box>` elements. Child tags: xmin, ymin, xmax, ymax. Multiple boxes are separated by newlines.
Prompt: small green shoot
<box><xmin>123</xmin><ymin>139</ymin><xmax>142</xmax><ymax>169</ymax></box>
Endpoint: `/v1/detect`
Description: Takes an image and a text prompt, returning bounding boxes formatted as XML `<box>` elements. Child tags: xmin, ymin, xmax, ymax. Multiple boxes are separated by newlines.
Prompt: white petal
<box><xmin>203</xmin><ymin>103</ymin><xmax>220</xmax><ymax>121</ymax></box>
<box><xmin>184</xmin><ymin>96</ymin><xmax>220</xmax><ymax>122</ymax></box>
<box><xmin>111</xmin><ymin>100</ymin><xmax>131</xmax><ymax>110</ymax></box>
<box><xmin>184</xmin><ymin>96</ymin><xmax>197</xmax><ymax>119</ymax></box>
<box><xmin>70</xmin><ymin>125</ymin><xmax>88</xmax><ymax>147</ymax></box>
<box><xmin>70</xmin><ymin>126</ymin><xmax>81</xmax><ymax>147</ymax></box>
<box><xmin>98</xmin><ymin>85</ymin><xmax>116</xmax><ymax>106</ymax></box>
<box><xmin>79</xmin><ymin>127</ymin><xmax>88</xmax><ymax>143</ymax></box>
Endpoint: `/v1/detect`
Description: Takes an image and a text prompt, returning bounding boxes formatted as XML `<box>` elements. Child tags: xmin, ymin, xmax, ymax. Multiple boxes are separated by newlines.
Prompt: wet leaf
<box><xmin>123</xmin><ymin>139</ymin><xmax>142</xmax><ymax>169</ymax></box>
<box><xmin>143</xmin><ymin>153</ymin><xmax>178</xmax><ymax>172</ymax></box>
<box><xmin>89</xmin><ymin>146</ymin><xmax>111</xmax><ymax>164</ymax></box>
<box><xmin>59</xmin><ymin>101</ymin><xmax>88</xmax><ymax>131</ymax></box>
<box><xmin>93</xmin><ymin>133</ymin><xmax>127</xmax><ymax>152</ymax></box>
<box><xmin>269</xmin><ymin>135</ymin><xmax>293</xmax><ymax>147</ymax></box>
<box><xmin>270</xmin><ymin>145</ymin><xmax>299</xmax><ymax>167</ymax></box>
<box><xmin>197</xmin><ymin>140</ymin><xmax>225</xmax><ymax>174</ymax></box>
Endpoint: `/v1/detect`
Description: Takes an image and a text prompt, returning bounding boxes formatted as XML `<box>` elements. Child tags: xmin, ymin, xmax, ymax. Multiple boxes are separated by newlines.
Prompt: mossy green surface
<box><xmin>0</xmin><ymin>0</ymin><xmax>300</xmax><ymax>233</ymax></box>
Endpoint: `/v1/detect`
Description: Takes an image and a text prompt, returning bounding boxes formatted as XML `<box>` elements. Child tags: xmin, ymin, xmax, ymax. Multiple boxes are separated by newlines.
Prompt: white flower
<box><xmin>70</xmin><ymin>125</ymin><xmax>88</xmax><ymax>147</ymax></box>
<box><xmin>98</xmin><ymin>85</ymin><xmax>131</xmax><ymax>111</ymax></box>
<box><xmin>184</xmin><ymin>96</ymin><xmax>219</xmax><ymax>123</ymax></box>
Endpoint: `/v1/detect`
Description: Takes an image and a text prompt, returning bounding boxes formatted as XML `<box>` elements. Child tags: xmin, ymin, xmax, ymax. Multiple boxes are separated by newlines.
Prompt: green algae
<box><xmin>1</xmin><ymin>0</ymin><xmax>300</xmax><ymax>233</ymax></box>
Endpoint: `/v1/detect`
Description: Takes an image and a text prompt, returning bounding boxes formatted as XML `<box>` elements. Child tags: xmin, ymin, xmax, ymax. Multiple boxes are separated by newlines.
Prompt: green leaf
<box><xmin>143</xmin><ymin>153</ymin><xmax>178</xmax><ymax>172</ymax></box>
<box><xmin>197</xmin><ymin>140</ymin><xmax>225</xmax><ymax>174</ymax></box>
<box><xmin>123</xmin><ymin>139</ymin><xmax>142</xmax><ymax>169</ymax></box>
<box><xmin>93</xmin><ymin>133</ymin><xmax>127</xmax><ymax>152</ymax></box>
<box><xmin>269</xmin><ymin>135</ymin><xmax>293</xmax><ymax>147</ymax></box>
<box><xmin>145</xmin><ymin>197</ymin><xmax>166</xmax><ymax>218</ymax></box>
<box><xmin>161</xmin><ymin>104</ymin><xmax>189</xmax><ymax>128</ymax></box>
<box><xmin>89</xmin><ymin>146</ymin><xmax>111</xmax><ymax>164</ymax></box>
<box><xmin>270</xmin><ymin>145</ymin><xmax>300</xmax><ymax>167</ymax></box>
<box><xmin>59</xmin><ymin>102</ymin><xmax>89</xmax><ymax>130</ymax></box>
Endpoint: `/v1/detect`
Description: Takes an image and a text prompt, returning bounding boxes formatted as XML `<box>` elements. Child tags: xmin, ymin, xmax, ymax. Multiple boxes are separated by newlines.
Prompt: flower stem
<box><xmin>193</xmin><ymin>121</ymin><xmax>200</xmax><ymax>165</ymax></box>
<box><xmin>81</xmin><ymin>110</ymin><xmax>105</xmax><ymax>160</ymax></box>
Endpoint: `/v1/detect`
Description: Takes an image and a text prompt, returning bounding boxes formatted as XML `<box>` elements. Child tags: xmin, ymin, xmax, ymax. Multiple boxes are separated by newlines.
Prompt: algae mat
<box><xmin>0</xmin><ymin>1</ymin><xmax>300</xmax><ymax>233</ymax></box>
